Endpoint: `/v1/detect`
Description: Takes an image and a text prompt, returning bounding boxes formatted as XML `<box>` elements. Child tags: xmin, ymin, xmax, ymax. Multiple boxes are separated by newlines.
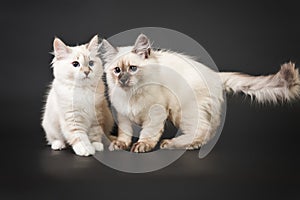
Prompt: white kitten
<box><xmin>100</xmin><ymin>34</ymin><xmax>300</xmax><ymax>153</ymax></box>
<box><xmin>42</xmin><ymin>35</ymin><xmax>113</xmax><ymax>156</ymax></box>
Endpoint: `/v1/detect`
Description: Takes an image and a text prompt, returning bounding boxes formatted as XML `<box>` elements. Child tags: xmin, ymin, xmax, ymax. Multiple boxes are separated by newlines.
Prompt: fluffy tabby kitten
<box><xmin>100</xmin><ymin>34</ymin><xmax>300</xmax><ymax>153</ymax></box>
<box><xmin>42</xmin><ymin>35</ymin><xmax>113</xmax><ymax>156</ymax></box>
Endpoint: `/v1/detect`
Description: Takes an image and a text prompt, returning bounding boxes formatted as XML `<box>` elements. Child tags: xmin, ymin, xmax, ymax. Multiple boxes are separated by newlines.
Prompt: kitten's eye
<box><xmin>72</xmin><ymin>61</ymin><xmax>80</xmax><ymax>67</ymax></box>
<box><xmin>114</xmin><ymin>67</ymin><xmax>121</xmax><ymax>74</ymax></box>
<box><xmin>129</xmin><ymin>65</ymin><xmax>137</xmax><ymax>72</ymax></box>
<box><xmin>88</xmin><ymin>60</ymin><xmax>94</xmax><ymax>67</ymax></box>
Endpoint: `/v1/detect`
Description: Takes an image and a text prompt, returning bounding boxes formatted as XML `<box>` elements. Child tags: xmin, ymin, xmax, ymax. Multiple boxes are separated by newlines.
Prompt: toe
<box><xmin>72</xmin><ymin>142</ymin><xmax>95</xmax><ymax>156</ymax></box>
<box><xmin>51</xmin><ymin>140</ymin><xmax>66</xmax><ymax>150</ymax></box>
<box><xmin>109</xmin><ymin>140</ymin><xmax>128</xmax><ymax>151</ymax></box>
<box><xmin>131</xmin><ymin>142</ymin><xmax>153</xmax><ymax>153</ymax></box>
<box><xmin>92</xmin><ymin>142</ymin><xmax>104</xmax><ymax>151</ymax></box>
<box><xmin>160</xmin><ymin>139</ymin><xmax>172</xmax><ymax>149</ymax></box>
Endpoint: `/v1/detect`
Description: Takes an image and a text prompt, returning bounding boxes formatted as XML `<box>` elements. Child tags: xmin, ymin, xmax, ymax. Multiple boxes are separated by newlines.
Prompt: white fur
<box><xmin>101</xmin><ymin>34</ymin><xmax>300</xmax><ymax>153</ymax></box>
<box><xmin>42</xmin><ymin>36</ymin><xmax>113</xmax><ymax>156</ymax></box>
<box><xmin>51</xmin><ymin>140</ymin><xmax>66</xmax><ymax>150</ymax></box>
<box><xmin>101</xmin><ymin>35</ymin><xmax>223</xmax><ymax>152</ymax></box>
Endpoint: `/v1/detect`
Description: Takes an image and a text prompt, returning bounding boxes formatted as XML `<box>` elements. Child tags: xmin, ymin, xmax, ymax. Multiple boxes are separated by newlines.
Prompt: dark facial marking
<box><xmin>118</xmin><ymin>72</ymin><xmax>130</xmax><ymax>86</ymax></box>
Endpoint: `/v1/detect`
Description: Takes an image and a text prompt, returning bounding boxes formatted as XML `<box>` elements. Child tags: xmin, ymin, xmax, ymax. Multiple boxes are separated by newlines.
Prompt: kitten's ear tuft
<box><xmin>132</xmin><ymin>34</ymin><xmax>151</xmax><ymax>59</ymax></box>
<box><xmin>87</xmin><ymin>34</ymin><xmax>100</xmax><ymax>53</ymax></box>
<box><xmin>99</xmin><ymin>39</ymin><xmax>118</xmax><ymax>67</ymax></box>
<box><xmin>53</xmin><ymin>37</ymin><xmax>70</xmax><ymax>60</ymax></box>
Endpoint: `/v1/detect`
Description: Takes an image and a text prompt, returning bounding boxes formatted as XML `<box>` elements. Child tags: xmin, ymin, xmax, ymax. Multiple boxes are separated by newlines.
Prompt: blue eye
<box><xmin>89</xmin><ymin>60</ymin><xmax>94</xmax><ymax>67</ymax></box>
<box><xmin>129</xmin><ymin>65</ymin><xmax>137</xmax><ymax>72</ymax></box>
<box><xmin>72</xmin><ymin>61</ymin><xmax>80</xmax><ymax>67</ymax></box>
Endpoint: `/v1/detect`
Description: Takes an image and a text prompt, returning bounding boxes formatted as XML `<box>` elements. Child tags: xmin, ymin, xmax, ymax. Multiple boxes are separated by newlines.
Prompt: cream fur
<box><xmin>42</xmin><ymin>36</ymin><xmax>113</xmax><ymax>156</ymax></box>
<box><xmin>101</xmin><ymin>34</ymin><xmax>300</xmax><ymax>153</ymax></box>
<box><xmin>219</xmin><ymin>62</ymin><xmax>300</xmax><ymax>103</ymax></box>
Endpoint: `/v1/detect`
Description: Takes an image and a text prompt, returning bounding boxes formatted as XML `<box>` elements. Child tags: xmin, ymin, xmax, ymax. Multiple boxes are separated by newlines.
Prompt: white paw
<box><xmin>72</xmin><ymin>141</ymin><xmax>95</xmax><ymax>156</ymax></box>
<box><xmin>92</xmin><ymin>142</ymin><xmax>104</xmax><ymax>151</ymax></box>
<box><xmin>51</xmin><ymin>140</ymin><xmax>66</xmax><ymax>150</ymax></box>
<box><xmin>71</xmin><ymin>133</ymin><xmax>96</xmax><ymax>156</ymax></box>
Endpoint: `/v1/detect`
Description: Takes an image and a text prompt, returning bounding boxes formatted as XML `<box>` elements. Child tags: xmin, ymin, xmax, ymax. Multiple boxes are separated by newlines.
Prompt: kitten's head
<box><xmin>52</xmin><ymin>35</ymin><xmax>103</xmax><ymax>85</ymax></box>
<box><xmin>100</xmin><ymin>34</ymin><xmax>153</xmax><ymax>90</ymax></box>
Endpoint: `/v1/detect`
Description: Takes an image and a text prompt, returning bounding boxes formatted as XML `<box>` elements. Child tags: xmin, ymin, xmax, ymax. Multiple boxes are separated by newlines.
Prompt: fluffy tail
<box><xmin>219</xmin><ymin>62</ymin><xmax>300</xmax><ymax>103</ymax></box>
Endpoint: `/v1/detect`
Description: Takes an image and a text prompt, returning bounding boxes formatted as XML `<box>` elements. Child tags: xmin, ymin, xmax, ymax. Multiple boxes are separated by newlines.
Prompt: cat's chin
<box><xmin>76</xmin><ymin>76</ymin><xmax>91</xmax><ymax>82</ymax></box>
<box><xmin>118</xmin><ymin>85</ymin><xmax>132</xmax><ymax>91</ymax></box>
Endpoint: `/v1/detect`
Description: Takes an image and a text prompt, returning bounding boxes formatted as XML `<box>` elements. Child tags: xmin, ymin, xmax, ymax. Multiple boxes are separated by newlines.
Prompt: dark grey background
<box><xmin>1</xmin><ymin>0</ymin><xmax>299</xmax><ymax>199</ymax></box>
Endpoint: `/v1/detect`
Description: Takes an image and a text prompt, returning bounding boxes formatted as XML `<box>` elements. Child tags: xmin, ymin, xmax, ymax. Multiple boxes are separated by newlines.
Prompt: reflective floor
<box><xmin>1</xmin><ymin>97</ymin><xmax>299</xmax><ymax>199</ymax></box>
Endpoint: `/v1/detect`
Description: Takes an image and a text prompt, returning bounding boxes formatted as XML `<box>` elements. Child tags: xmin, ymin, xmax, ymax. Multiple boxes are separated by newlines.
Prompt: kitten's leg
<box><xmin>68</xmin><ymin>132</ymin><xmax>95</xmax><ymax>156</ymax></box>
<box><xmin>160</xmin><ymin>119</ymin><xmax>212</xmax><ymax>150</ymax></box>
<box><xmin>109</xmin><ymin>114</ymin><xmax>132</xmax><ymax>151</ymax></box>
<box><xmin>101</xmin><ymin>100</ymin><xmax>114</xmax><ymax>140</ymax></box>
<box><xmin>88</xmin><ymin>123</ymin><xmax>105</xmax><ymax>152</ymax></box>
<box><xmin>160</xmin><ymin>129</ymin><xmax>209</xmax><ymax>150</ymax></box>
<box><xmin>131</xmin><ymin>105</ymin><xmax>167</xmax><ymax>153</ymax></box>
<box><xmin>50</xmin><ymin>140</ymin><xmax>66</xmax><ymax>150</ymax></box>
<box><xmin>70</xmin><ymin>135</ymin><xmax>95</xmax><ymax>156</ymax></box>
<box><xmin>131</xmin><ymin>129</ymin><xmax>164</xmax><ymax>153</ymax></box>
<box><xmin>60</xmin><ymin>114</ymin><xmax>95</xmax><ymax>156</ymax></box>
<box><xmin>42</xmin><ymin>118</ymin><xmax>66</xmax><ymax>150</ymax></box>
<box><xmin>42</xmin><ymin>99</ymin><xmax>66</xmax><ymax>150</ymax></box>
<box><xmin>160</xmin><ymin>92</ymin><xmax>222</xmax><ymax>150</ymax></box>
<box><xmin>90</xmin><ymin>100</ymin><xmax>114</xmax><ymax>150</ymax></box>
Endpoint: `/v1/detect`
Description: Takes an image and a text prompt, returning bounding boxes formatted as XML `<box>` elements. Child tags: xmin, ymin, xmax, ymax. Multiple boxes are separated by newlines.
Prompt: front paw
<box><xmin>92</xmin><ymin>142</ymin><xmax>104</xmax><ymax>151</ymax></box>
<box><xmin>109</xmin><ymin>140</ymin><xmax>130</xmax><ymax>151</ymax></box>
<box><xmin>131</xmin><ymin>141</ymin><xmax>155</xmax><ymax>153</ymax></box>
<box><xmin>71</xmin><ymin>134</ymin><xmax>95</xmax><ymax>156</ymax></box>
<box><xmin>160</xmin><ymin>139</ymin><xmax>173</xmax><ymax>149</ymax></box>
<box><xmin>72</xmin><ymin>141</ymin><xmax>95</xmax><ymax>156</ymax></box>
<box><xmin>51</xmin><ymin>140</ymin><xmax>66</xmax><ymax>150</ymax></box>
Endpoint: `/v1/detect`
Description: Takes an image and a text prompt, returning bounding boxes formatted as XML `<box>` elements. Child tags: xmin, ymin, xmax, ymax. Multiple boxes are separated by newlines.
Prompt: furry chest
<box><xmin>112</xmin><ymin>97</ymin><xmax>146</xmax><ymax>125</ymax></box>
<box><xmin>54</xmin><ymin>85</ymin><xmax>101</xmax><ymax>116</ymax></box>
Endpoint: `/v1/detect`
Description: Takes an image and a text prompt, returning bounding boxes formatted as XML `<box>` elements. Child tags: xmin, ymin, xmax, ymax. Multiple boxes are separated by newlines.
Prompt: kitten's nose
<box><xmin>119</xmin><ymin>73</ymin><xmax>129</xmax><ymax>85</ymax></box>
<box><xmin>84</xmin><ymin>70</ymin><xmax>90</xmax><ymax>76</ymax></box>
<box><xmin>119</xmin><ymin>78</ymin><xmax>128</xmax><ymax>85</ymax></box>
<box><xmin>81</xmin><ymin>66</ymin><xmax>91</xmax><ymax>77</ymax></box>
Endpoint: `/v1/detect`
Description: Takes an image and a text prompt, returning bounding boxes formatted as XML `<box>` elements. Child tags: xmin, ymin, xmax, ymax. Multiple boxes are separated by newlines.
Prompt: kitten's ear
<box><xmin>53</xmin><ymin>37</ymin><xmax>70</xmax><ymax>60</ymax></box>
<box><xmin>132</xmin><ymin>34</ymin><xmax>151</xmax><ymax>59</ymax></box>
<box><xmin>87</xmin><ymin>35</ymin><xmax>100</xmax><ymax>53</ymax></box>
<box><xmin>99</xmin><ymin>39</ymin><xmax>118</xmax><ymax>67</ymax></box>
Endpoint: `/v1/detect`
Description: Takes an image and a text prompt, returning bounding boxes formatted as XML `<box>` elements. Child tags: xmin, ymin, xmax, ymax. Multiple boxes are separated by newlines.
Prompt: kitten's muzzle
<box><xmin>119</xmin><ymin>72</ymin><xmax>130</xmax><ymax>86</ymax></box>
<box><xmin>84</xmin><ymin>71</ymin><xmax>90</xmax><ymax>76</ymax></box>
<box><xmin>81</xmin><ymin>66</ymin><xmax>91</xmax><ymax>77</ymax></box>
